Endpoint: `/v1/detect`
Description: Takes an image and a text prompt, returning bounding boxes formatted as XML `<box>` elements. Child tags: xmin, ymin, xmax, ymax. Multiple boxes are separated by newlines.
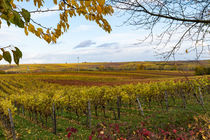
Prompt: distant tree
<box><xmin>110</xmin><ymin>0</ymin><xmax>210</xmax><ymax>59</ymax></box>
<box><xmin>0</xmin><ymin>0</ymin><xmax>114</xmax><ymax>64</ymax></box>
<box><xmin>195</xmin><ymin>66</ymin><xmax>210</xmax><ymax>75</ymax></box>
<box><xmin>121</xmin><ymin>63</ymin><xmax>137</xmax><ymax>70</ymax></box>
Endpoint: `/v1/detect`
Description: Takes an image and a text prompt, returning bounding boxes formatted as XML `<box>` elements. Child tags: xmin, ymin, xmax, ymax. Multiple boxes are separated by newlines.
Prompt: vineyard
<box><xmin>1</xmin><ymin>60</ymin><xmax>209</xmax><ymax>73</ymax></box>
<box><xmin>0</xmin><ymin>73</ymin><xmax>209</xmax><ymax>139</ymax></box>
<box><xmin>1</xmin><ymin>0</ymin><xmax>210</xmax><ymax>138</ymax></box>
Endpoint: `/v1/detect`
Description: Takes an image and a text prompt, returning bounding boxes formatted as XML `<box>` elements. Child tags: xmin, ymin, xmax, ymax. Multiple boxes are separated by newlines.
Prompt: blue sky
<box><xmin>0</xmin><ymin>1</ymin><xmax>209</xmax><ymax>64</ymax></box>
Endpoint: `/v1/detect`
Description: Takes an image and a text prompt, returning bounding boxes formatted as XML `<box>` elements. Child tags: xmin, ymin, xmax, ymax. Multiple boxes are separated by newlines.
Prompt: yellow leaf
<box><xmin>193</xmin><ymin>116</ymin><xmax>198</xmax><ymax>122</ymax></box>
<box><xmin>66</xmin><ymin>23</ymin><xmax>70</xmax><ymax>29</ymax></box>
<box><xmin>10</xmin><ymin>0</ymin><xmax>17</xmax><ymax>8</ymax></box>
<box><xmin>28</xmin><ymin>23</ymin><xmax>35</xmax><ymax>32</ymax></box>
<box><xmin>52</xmin><ymin>35</ymin><xmax>56</xmax><ymax>43</ymax></box>
<box><xmin>37</xmin><ymin>28</ymin><xmax>43</xmax><ymax>33</ymax></box>
<box><xmin>185</xmin><ymin>49</ymin><xmax>188</xmax><ymax>53</ymax></box>
<box><xmin>24</xmin><ymin>26</ymin><xmax>28</xmax><ymax>36</ymax></box>
<box><xmin>59</xmin><ymin>4</ymin><xmax>63</xmax><ymax>10</ymax></box>
<box><xmin>96</xmin><ymin>5</ymin><xmax>102</xmax><ymax>14</ymax></box>
<box><xmin>188</xmin><ymin>124</ymin><xmax>192</xmax><ymax>128</ymax></box>
<box><xmin>202</xmin><ymin>135</ymin><xmax>206</xmax><ymax>140</ymax></box>
<box><xmin>46</xmin><ymin>29</ymin><xmax>50</xmax><ymax>34</ymax></box>
<box><xmin>35</xmin><ymin>31</ymin><xmax>41</xmax><ymax>37</ymax></box>
<box><xmin>53</xmin><ymin>0</ymin><xmax>57</xmax><ymax>5</ymax></box>
<box><xmin>97</xmin><ymin>0</ymin><xmax>105</xmax><ymax>6</ymax></box>
<box><xmin>85</xmin><ymin>15</ymin><xmax>88</xmax><ymax>20</ymax></box>
<box><xmin>85</xmin><ymin>0</ymin><xmax>91</xmax><ymax>6</ymax></box>
<box><xmin>43</xmin><ymin>34</ymin><xmax>51</xmax><ymax>43</ymax></box>
<box><xmin>61</xmin><ymin>1</ymin><xmax>64</xmax><ymax>7</ymax></box>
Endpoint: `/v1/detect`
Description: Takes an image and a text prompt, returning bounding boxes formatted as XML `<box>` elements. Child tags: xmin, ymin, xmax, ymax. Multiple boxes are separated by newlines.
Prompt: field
<box><xmin>0</xmin><ymin>62</ymin><xmax>209</xmax><ymax>140</ymax></box>
<box><xmin>0</xmin><ymin>60</ymin><xmax>209</xmax><ymax>73</ymax></box>
<box><xmin>19</xmin><ymin>70</ymin><xmax>195</xmax><ymax>86</ymax></box>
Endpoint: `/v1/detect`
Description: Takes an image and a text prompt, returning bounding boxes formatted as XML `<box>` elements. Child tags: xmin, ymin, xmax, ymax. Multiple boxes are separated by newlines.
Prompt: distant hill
<box><xmin>0</xmin><ymin>60</ymin><xmax>209</xmax><ymax>73</ymax></box>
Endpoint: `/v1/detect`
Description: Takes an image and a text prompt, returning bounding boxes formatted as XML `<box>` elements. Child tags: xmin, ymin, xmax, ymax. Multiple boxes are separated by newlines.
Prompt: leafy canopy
<box><xmin>0</xmin><ymin>0</ymin><xmax>114</xmax><ymax>64</ymax></box>
<box><xmin>0</xmin><ymin>0</ymin><xmax>114</xmax><ymax>43</ymax></box>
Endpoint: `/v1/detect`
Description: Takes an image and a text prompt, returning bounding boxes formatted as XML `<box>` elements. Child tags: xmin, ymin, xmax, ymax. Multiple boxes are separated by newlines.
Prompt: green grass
<box><xmin>0</xmin><ymin>127</ymin><xmax>5</xmax><ymax>140</ymax></box>
<box><xmin>14</xmin><ymin>115</ymin><xmax>60</xmax><ymax>140</ymax></box>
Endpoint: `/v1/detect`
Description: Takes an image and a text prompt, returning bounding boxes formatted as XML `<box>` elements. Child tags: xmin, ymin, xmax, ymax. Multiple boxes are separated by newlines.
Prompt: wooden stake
<box><xmin>198</xmin><ymin>87</ymin><xmax>205</xmax><ymax>111</ymax></box>
<box><xmin>102</xmin><ymin>105</ymin><xmax>106</xmax><ymax>118</ymax></box>
<box><xmin>136</xmin><ymin>98</ymin><xmax>144</xmax><ymax>116</ymax></box>
<box><xmin>198</xmin><ymin>87</ymin><xmax>204</xmax><ymax>106</ymax></box>
<box><xmin>87</xmin><ymin>100</ymin><xmax>91</xmax><ymax>128</ymax></box>
<box><xmin>164</xmin><ymin>91</ymin><xmax>168</xmax><ymax>112</ymax></box>
<box><xmin>8</xmin><ymin>108</ymin><xmax>16</xmax><ymax>140</ymax></box>
<box><xmin>117</xmin><ymin>97</ymin><xmax>121</xmax><ymax>119</ymax></box>
<box><xmin>180</xmin><ymin>89</ymin><xmax>186</xmax><ymax>109</ymax></box>
<box><xmin>52</xmin><ymin>103</ymin><xmax>56</xmax><ymax>135</ymax></box>
<box><xmin>94</xmin><ymin>105</ymin><xmax>98</xmax><ymax>116</ymax></box>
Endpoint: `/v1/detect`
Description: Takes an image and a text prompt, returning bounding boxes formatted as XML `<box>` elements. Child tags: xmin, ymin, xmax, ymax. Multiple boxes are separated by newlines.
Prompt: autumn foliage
<box><xmin>0</xmin><ymin>0</ymin><xmax>114</xmax><ymax>43</ymax></box>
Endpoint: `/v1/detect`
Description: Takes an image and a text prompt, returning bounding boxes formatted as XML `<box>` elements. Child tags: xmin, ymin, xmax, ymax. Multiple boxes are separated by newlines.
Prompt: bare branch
<box><xmin>110</xmin><ymin>0</ymin><xmax>210</xmax><ymax>59</ymax></box>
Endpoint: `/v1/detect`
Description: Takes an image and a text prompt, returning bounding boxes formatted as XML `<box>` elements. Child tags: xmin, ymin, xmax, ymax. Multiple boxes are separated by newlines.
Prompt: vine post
<box><xmin>136</xmin><ymin>97</ymin><xmax>144</xmax><ymax>116</ymax></box>
<box><xmin>8</xmin><ymin>108</ymin><xmax>16</xmax><ymax>140</ymax></box>
<box><xmin>52</xmin><ymin>103</ymin><xmax>56</xmax><ymax>135</ymax></box>
<box><xmin>117</xmin><ymin>97</ymin><xmax>121</xmax><ymax>119</ymax></box>
<box><xmin>198</xmin><ymin>87</ymin><xmax>205</xmax><ymax>111</ymax></box>
<box><xmin>164</xmin><ymin>91</ymin><xmax>169</xmax><ymax>112</ymax></box>
<box><xmin>87</xmin><ymin>100</ymin><xmax>91</xmax><ymax>128</ymax></box>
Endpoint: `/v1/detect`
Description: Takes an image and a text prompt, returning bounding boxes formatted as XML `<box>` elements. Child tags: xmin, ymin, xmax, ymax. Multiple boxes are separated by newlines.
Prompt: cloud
<box><xmin>74</xmin><ymin>40</ymin><xmax>96</xmax><ymax>49</ymax></box>
<box><xmin>96</xmin><ymin>42</ymin><xmax>118</xmax><ymax>48</ymax></box>
<box><xmin>0</xmin><ymin>23</ymin><xmax>25</xmax><ymax>42</ymax></box>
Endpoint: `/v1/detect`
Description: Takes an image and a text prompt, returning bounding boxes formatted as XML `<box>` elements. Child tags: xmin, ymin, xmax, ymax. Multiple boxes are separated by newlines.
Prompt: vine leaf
<box><xmin>1</xmin><ymin>48</ymin><xmax>5</xmax><ymax>52</ymax></box>
<box><xmin>12</xmin><ymin>12</ymin><xmax>24</xmax><ymax>28</ymax></box>
<box><xmin>21</xmin><ymin>8</ymin><xmax>30</xmax><ymax>23</ymax></box>
<box><xmin>0</xmin><ymin>46</ymin><xmax>22</xmax><ymax>65</ymax></box>
<box><xmin>14</xmin><ymin>47</ymin><xmax>22</xmax><ymax>58</ymax></box>
<box><xmin>12</xmin><ymin>50</ymin><xmax>19</xmax><ymax>65</ymax></box>
<box><xmin>3</xmin><ymin>51</ymin><xmax>12</xmax><ymax>64</ymax></box>
<box><xmin>12</xmin><ymin>47</ymin><xmax>22</xmax><ymax>65</ymax></box>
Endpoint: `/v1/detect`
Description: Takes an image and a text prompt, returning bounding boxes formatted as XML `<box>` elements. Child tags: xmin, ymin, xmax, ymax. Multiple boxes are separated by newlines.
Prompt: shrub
<box><xmin>195</xmin><ymin>66</ymin><xmax>210</xmax><ymax>75</ymax></box>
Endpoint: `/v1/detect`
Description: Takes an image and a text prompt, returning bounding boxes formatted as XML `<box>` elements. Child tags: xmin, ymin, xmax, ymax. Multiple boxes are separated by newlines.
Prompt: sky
<box><xmin>0</xmin><ymin>1</ymin><xmax>209</xmax><ymax>64</ymax></box>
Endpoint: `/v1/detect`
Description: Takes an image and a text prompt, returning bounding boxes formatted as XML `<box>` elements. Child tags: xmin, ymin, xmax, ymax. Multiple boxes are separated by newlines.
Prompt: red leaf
<box><xmin>67</xmin><ymin>132</ymin><xmax>72</xmax><ymax>138</ymax></box>
<box><xmin>70</xmin><ymin>128</ymin><xmax>78</xmax><ymax>133</ymax></box>
<box><xmin>173</xmin><ymin>129</ymin><xmax>177</xmax><ymax>134</ymax></box>
<box><xmin>66</xmin><ymin>127</ymin><xmax>70</xmax><ymax>132</ymax></box>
